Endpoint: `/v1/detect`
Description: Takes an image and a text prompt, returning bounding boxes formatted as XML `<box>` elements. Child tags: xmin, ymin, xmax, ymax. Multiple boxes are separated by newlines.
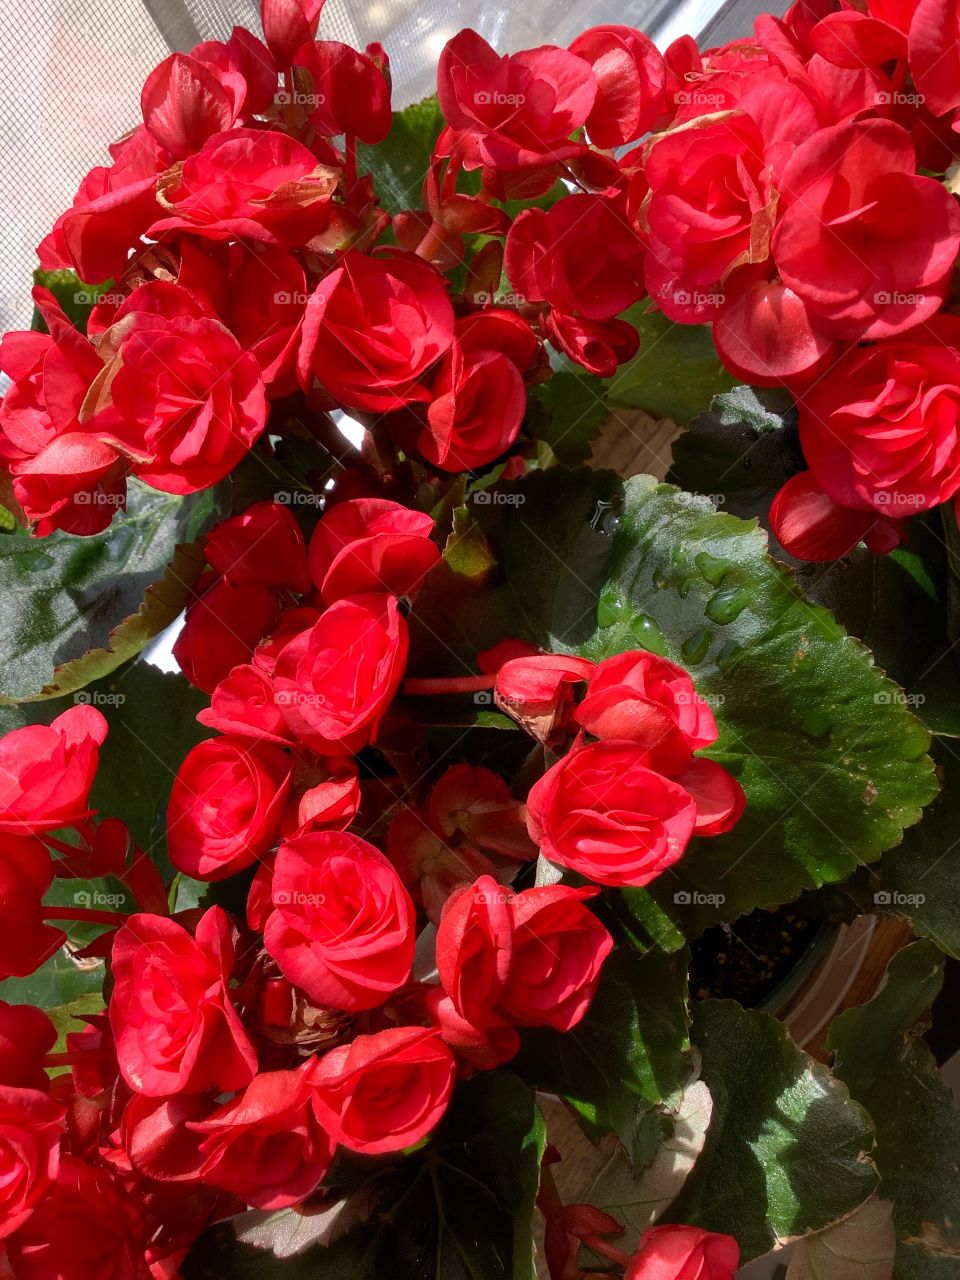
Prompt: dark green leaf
<box><xmin>605</xmin><ymin>305</ymin><xmax>737</xmax><ymax>424</ymax></box>
<box><xmin>357</xmin><ymin>97</ymin><xmax>444</xmax><ymax>215</ymax></box>
<box><xmin>511</xmin><ymin>947</ymin><xmax>690</xmax><ymax>1163</ymax></box>
<box><xmin>527</xmin><ymin>372</ymin><xmax>610</xmax><ymax>465</ymax></box>
<box><xmin>670</xmin><ymin>1000</ymin><xmax>877</xmax><ymax>1260</ymax></box>
<box><xmin>0</xmin><ymin>479</ymin><xmax>218</xmax><ymax>703</ymax></box>
<box><xmin>827</xmin><ymin>941</ymin><xmax>960</xmax><ymax>1274</ymax></box>
<box><xmin>31</xmin><ymin>268</ymin><xmax>112</xmax><ymax>332</ymax></box>
<box><xmin>849</xmin><ymin>741</ymin><xmax>960</xmax><ymax>958</ymax></box>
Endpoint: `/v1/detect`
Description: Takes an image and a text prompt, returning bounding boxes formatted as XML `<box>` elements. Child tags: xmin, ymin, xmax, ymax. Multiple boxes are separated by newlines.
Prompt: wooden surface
<box><xmin>590</xmin><ymin>407</ymin><xmax>682</xmax><ymax>481</ymax></box>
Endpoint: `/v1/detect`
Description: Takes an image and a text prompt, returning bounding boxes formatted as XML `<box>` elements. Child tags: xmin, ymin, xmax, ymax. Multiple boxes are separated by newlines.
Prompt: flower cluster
<box><xmin>6</xmin><ymin>0</ymin><xmax>959</xmax><ymax>564</ymax></box>
<box><xmin>0</xmin><ymin>496</ymin><xmax>745</xmax><ymax>1271</ymax></box>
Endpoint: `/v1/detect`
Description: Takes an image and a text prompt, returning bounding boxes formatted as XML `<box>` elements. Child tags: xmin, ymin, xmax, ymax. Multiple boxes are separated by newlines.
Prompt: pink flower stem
<box><xmin>402</xmin><ymin>674</ymin><xmax>496</xmax><ymax>696</ymax></box>
<box><xmin>43</xmin><ymin>908</ymin><xmax>123</xmax><ymax>927</ymax></box>
<box><xmin>581</xmin><ymin>1236</ymin><xmax>631</xmax><ymax>1268</ymax></box>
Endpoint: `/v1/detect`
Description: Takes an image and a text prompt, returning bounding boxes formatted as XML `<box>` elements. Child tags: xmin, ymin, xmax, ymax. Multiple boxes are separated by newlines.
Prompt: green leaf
<box><xmin>0</xmin><ymin>479</ymin><xmax>218</xmax><ymax>703</ymax></box>
<box><xmin>668</xmin><ymin>384</ymin><xmax>803</xmax><ymax>521</ymax></box>
<box><xmin>357</xmin><ymin>96</ymin><xmax>444</xmax><ymax>215</ymax></box>
<box><xmin>0</xmin><ymin>951</ymin><xmax>104</xmax><ymax>1011</ymax></box>
<box><xmin>670</xmin><ymin>1001</ymin><xmax>878</xmax><ymax>1260</ymax></box>
<box><xmin>183</xmin><ymin>1072</ymin><xmax>545</xmax><ymax>1280</ymax></box>
<box><xmin>605</xmin><ymin>305</ymin><xmax>737</xmax><ymax>424</ymax></box>
<box><xmin>510</xmin><ymin>947</ymin><xmax>690</xmax><ymax>1164</ymax></box>
<box><xmin>785</xmin><ymin>1196</ymin><xmax>897</xmax><ymax>1280</ymax></box>
<box><xmin>849</xmin><ymin>741</ymin><xmax>960</xmax><ymax>959</ymax></box>
<box><xmin>527</xmin><ymin>372</ymin><xmax>610</xmax><ymax>465</ymax></box>
<box><xmin>828</xmin><ymin>941</ymin><xmax>960</xmax><ymax>1274</ymax></box>
<box><xmin>45</xmin><ymin>992</ymin><xmax>106</xmax><ymax>1054</ymax></box>
<box><xmin>31</xmin><ymin>268</ymin><xmax>113</xmax><ymax>332</ymax></box>
<box><xmin>412</xmin><ymin>467</ymin><xmax>937</xmax><ymax>947</ymax></box>
<box><xmin>670</xmin><ymin>389</ymin><xmax>960</xmax><ymax>741</ymax></box>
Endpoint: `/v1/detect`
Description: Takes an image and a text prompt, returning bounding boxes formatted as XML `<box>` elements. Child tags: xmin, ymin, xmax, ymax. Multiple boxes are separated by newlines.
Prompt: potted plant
<box><xmin>0</xmin><ymin>2</ymin><xmax>957</xmax><ymax>1277</ymax></box>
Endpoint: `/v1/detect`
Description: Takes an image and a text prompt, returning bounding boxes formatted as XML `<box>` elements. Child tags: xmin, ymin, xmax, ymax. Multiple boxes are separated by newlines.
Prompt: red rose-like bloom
<box><xmin>293</xmin><ymin>40</ymin><xmax>392</xmax><ymax>143</ymax></box>
<box><xmin>527</xmin><ymin>740</ymin><xmax>698</xmax><ymax>887</ymax></box>
<box><xmin>569</xmin><ymin>25</ymin><xmax>666</xmax><ymax>147</ymax></box>
<box><xmin>0</xmin><ymin>1085</ymin><xmax>65</xmax><ymax>1240</ymax></box>
<box><xmin>167</xmin><ymin>737</ymin><xmax>292</xmax><ymax>881</ymax></box>
<box><xmin>802</xmin><ymin>316</ymin><xmax>960</xmax><ymax>519</ymax></box>
<box><xmin>910</xmin><ymin>0</ymin><xmax>960</xmax><ymax>116</ymax></box>
<box><xmin>0</xmin><ymin>1003</ymin><xmax>57</xmax><ymax>1091</ymax></box>
<box><xmin>174</xmin><ymin>574</ymin><xmax>282</xmax><ymax>695</ymax></box>
<box><xmin>771</xmin><ymin>315</ymin><xmax>960</xmax><ymax>560</ymax></box>
<box><xmin>272</xmin><ymin>594</ymin><xmax>409</xmax><ymax>754</ymax></box>
<box><xmin>309</xmin><ymin>1026</ymin><xmax>456</xmax><ymax>1155</ymax></box>
<box><xmin>261</xmin><ymin>0</ymin><xmax>325</xmax><ymax>68</ymax></box>
<box><xmin>437</xmin><ymin>29</ymin><xmax>597</xmax><ymax>171</ymax></box>
<box><xmin>197</xmin><ymin>664</ymin><xmax>294</xmax><ymax>744</ymax></box>
<box><xmin>6</xmin><ymin>1155</ymin><xmax>149</xmax><ymax>1280</ymax></box>
<box><xmin>0</xmin><ymin>705</ymin><xmax>107</xmax><ymax>834</ymax></box>
<box><xmin>12</xmin><ymin>433</ymin><xmax>126</xmax><ymax>538</ymax></box>
<box><xmin>773</xmin><ymin>119</ymin><xmax>960</xmax><ymax>340</ymax></box>
<box><xmin>506</xmin><ymin>195</ymin><xmax>646</xmax><ymax>322</ymax></box>
<box><xmin>141</xmin><ymin>52</ymin><xmax>238</xmax><ymax>160</ymax></box>
<box><xmin>575</xmin><ymin>650</ymin><xmax>718</xmax><ymax>773</ymax></box>
<box><xmin>308</xmin><ymin>498</ymin><xmax>440</xmax><ymax>603</ymax></box>
<box><xmin>110</xmin><ymin>907</ymin><xmax>258</xmax><ymax>1096</ymax></box>
<box><xmin>495</xmin><ymin>653</ymin><xmax>595</xmax><ymax>746</ymax></box>
<box><xmin>436</xmin><ymin>876</ymin><xmax>612</xmax><ymax>1034</ymax></box>
<box><xmin>643</xmin><ymin>115</ymin><xmax>774</xmax><ymax>324</ymax></box>
<box><xmin>298</xmin><ymin>252</ymin><xmax>455</xmax><ymax>412</ymax></box>
<box><xmin>435</xmin><ymin>875</ymin><xmax>514</xmax><ymax>1029</ymax></box>
<box><xmin>91</xmin><ymin>309</ymin><xmax>268</xmax><ymax>495</ymax></box>
<box><xmin>421</xmin><ymin>310</ymin><xmax>540</xmax><ymax>471</ymax></box>
<box><xmin>0</xmin><ymin>836</ymin><xmax>66</xmax><ymax>980</ymax></box>
<box><xmin>263</xmin><ymin>831</ymin><xmax>416</xmax><ymax>1010</ymax></box>
<box><xmin>204</xmin><ymin>501</ymin><xmax>311</xmax><ymax>593</ymax></box>
<box><xmin>499</xmin><ymin>884</ymin><xmax>613</xmax><ymax>1032</ymax></box>
<box><xmin>37</xmin><ymin>125</ymin><xmax>168</xmax><ymax>285</ymax></box>
<box><xmin>150</xmin><ymin>128</ymin><xmax>338</xmax><ymax>246</ymax></box>
<box><xmin>190</xmin><ymin>1068</ymin><xmax>334</xmax><ymax>1209</ymax></box>
<box><xmin>625</xmin><ymin>1223</ymin><xmax>740</xmax><ymax>1280</ymax></box>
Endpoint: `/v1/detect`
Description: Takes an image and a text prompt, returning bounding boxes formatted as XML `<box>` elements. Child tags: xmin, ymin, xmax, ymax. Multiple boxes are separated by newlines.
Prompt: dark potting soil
<box><xmin>689</xmin><ymin>907</ymin><xmax>819</xmax><ymax>1007</ymax></box>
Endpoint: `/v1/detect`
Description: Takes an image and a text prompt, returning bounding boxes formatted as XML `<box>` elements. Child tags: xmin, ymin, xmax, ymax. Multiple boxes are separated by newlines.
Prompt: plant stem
<box><xmin>402</xmin><ymin>674</ymin><xmax>496</xmax><ymax>696</ymax></box>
